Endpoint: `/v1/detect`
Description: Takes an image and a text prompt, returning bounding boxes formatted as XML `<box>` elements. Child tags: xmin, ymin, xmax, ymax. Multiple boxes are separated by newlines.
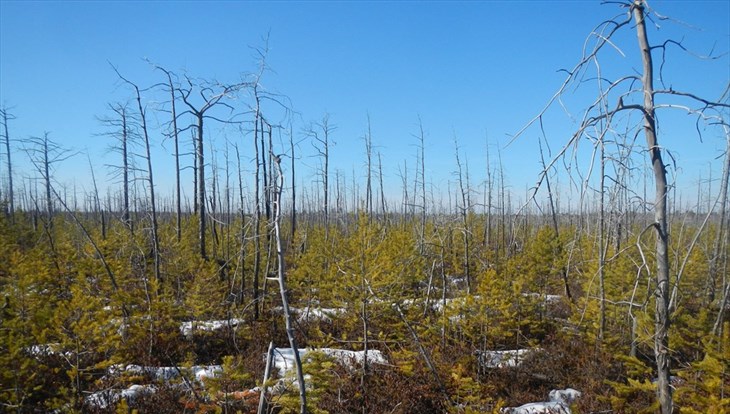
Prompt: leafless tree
<box><xmin>271</xmin><ymin>152</ymin><xmax>307</xmax><ymax>413</ymax></box>
<box><xmin>99</xmin><ymin>102</ymin><xmax>134</xmax><ymax>232</ymax></box>
<box><xmin>364</xmin><ymin>115</ymin><xmax>373</xmax><ymax>217</ymax></box>
<box><xmin>154</xmin><ymin>65</ymin><xmax>184</xmax><ymax>242</ymax></box>
<box><xmin>178</xmin><ymin>76</ymin><xmax>240</xmax><ymax>260</ymax></box>
<box><xmin>307</xmin><ymin>113</ymin><xmax>335</xmax><ymax>231</ymax></box>
<box><xmin>453</xmin><ymin>136</ymin><xmax>472</xmax><ymax>294</ymax></box>
<box><xmin>512</xmin><ymin>2</ymin><xmax>729</xmax><ymax>411</ymax></box>
<box><xmin>1</xmin><ymin>107</ymin><xmax>15</xmax><ymax>221</ymax></box>
<box><xmin>113</xmin><ymin>69</ymin><xmax>163</xmax><ymax>285</ymax></box>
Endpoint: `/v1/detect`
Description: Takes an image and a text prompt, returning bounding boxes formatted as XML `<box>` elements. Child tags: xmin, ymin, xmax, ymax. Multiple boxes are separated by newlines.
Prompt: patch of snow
<box><xmin>86</xmin><ymin>384</ymin><xmax>156</xmax><ymax>409</ymax></box>
<box><xmin>272</xmin><ymin>306</ymin><xmax>346</xmax><ymax>323</ymax></box>
<box><xmin>501</xmin><ymin>401</ymin><xmax>571</xmax><ymax>414</ymax></box>
<box><xmin>294</xmin><ymin>307</ymin><xmax>345</xmax><ymax>323</ymax></box>
<box><xmin>179</xmin><ymin>318</ymin><xmax>244</xmax><ymax>337</ymax></box>
<box><xmin>25</xmin><ymin>343</ymin><xmax>74</xmax><ymax>359</ymax></box>
<box><xmin>25</xmin><ymin>343</ymin><xmax>61</xmax><ymax>357</ymax></box>
<box><xmin>548</xmin><ymin>388</ymin><xmax>581</xmax><ymax>404</ymax></box>
<box><xmin>194</xmin><ymin>365</ymin><xmax>223</xmax><ymax>381</ymax></box>
<box><xmin>272</xmin><ymin>347</ymin><xmax>388</xmax><ymax>378</ymax></box>
<box><xmin>106</xmin><ymin>364</ymin><xmax>222</xmax><ymax>383</ymax></box>
<box><xmin>501</xmin><ymin>388</ymin><xmax>581</xmax><ymax>414</ymax></box>
<box><xmin>477</xmin><ymin>349</ymin><xmax>534</xmax><ymax>369</ymax></box>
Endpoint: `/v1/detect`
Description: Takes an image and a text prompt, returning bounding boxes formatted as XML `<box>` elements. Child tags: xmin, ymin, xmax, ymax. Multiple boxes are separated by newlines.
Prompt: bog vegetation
<box><xmin>1</xmin><ymin>1</ymin><xmax>728</xmax><ymax>413</ymax></box>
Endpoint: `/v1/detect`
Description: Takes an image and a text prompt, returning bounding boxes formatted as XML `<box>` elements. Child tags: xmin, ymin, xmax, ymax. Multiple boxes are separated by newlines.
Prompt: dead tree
<box><xmin>113</xmin><ymin>68</ymin><xmax>163</xmax><ymax>284</ymax></box>
<box><xmin>416</xmin><ymin>118</ymin><xmax>427</xmax><ymax>254</ymax></box>
<box><xmin>453</xmin><ymin>137</ymin><xmax>472</xmax><ymax>294</ymax></box>
<box><xmin>154</xmin><ymin>65</ymin><xmax>183</xmax><ymax>242</ymax></box>
<box><xmin>307</xmin><ymin>114</ymin><xmax>335</xmax><ymax>231</ymax></box>
<box><xmin>512</xmin><ymin>2</ymin><xmax>729</xmax><ymax>412</ymax></box>
<box><xmin>364</xmin><ymin>116</ymin><xmax>373</xmax><ymax>217</ymax></box>
<box><xmin>23</xmin><ymin>133</ymin><xmax>74</xmax><ymax>258</ymax></box>
<box><xmin>1</xmin><ymin>107</ymin><xmax>15</xmax><ymax>221</ymax></box>
<box><xmin>98</xmin><ymin>102</ymin><xmax>134</xmax><ymax>232</ymax></box>
<box><xmin>289</xmin><ymin>125</ymin><xmax>297</xmax><ymax>243</ymax></box>
<box><xmin>271</xmin><ymin>152</ymin><xmax>307</xmax><ymax>413</ymax></box>
<box><xmin>179</xmin><ymin>77</ymin><xmax>240</xmax><ymax>260</ymax></box>
<box><xmin>712</xmin><ymin>125</ymin><xmax>730</xmax><ymax>336</ymax></box>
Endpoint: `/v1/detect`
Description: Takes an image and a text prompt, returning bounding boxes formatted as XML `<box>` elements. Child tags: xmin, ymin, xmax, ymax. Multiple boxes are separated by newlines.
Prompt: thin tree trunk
<box><xmin>633</xmin><ymin>3</ymin><xmax>672</xmax><ymax>412</ymax></box>
<box><xmin>290</xmin><ymin>126</ymin><xmax>297</xmax><ymax>243</ymax></box>
<box><xmin>257</xmin><ymin>342</ymin><xmax>275</xmax><ymax>414</ymax></box>
<box><xmin>1</xmin><ymin>108</ymin><xmax>14</xmax><ymax>221</ymax></box>
<box><xmin>253</xmin><ymin>114</ymin><xmax>262</xmax><ymax>320</ymax></box>
<box><xmin>272</xmin><ymin>153</ymin><xmax>307</xmax><ymax>414</ymax></box>
<box><xmin>166</xmin><ymin>71</ymin><xmax>183</xmax><ymax>243</ymax></box>
<box><xmin>197</xmin><ymin>113</ymin><xmax>207</xmax><ymax>260</ymax></box>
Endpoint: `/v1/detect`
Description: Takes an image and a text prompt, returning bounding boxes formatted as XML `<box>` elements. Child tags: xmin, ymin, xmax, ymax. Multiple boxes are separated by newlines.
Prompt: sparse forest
<box><xmin>1</xmin><ymin>1</ymin><xmax>728</xmax><ymax>413</ymax></box>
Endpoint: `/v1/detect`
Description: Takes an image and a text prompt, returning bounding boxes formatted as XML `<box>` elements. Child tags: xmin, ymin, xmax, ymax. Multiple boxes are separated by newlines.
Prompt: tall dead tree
<box><xmin>364</xmin><ymin>116</ymin><xmax>373</xmax><ymax>217</ymax></box>
<box><xmin>1</xmin><ymin>107</ymin><xmax>15</xmax><ymax>221</ymax></box>
<box><xmin>114</xmin><ymin>68</ymin><xmax>162</xmax><ymax>284</ymax></box>
<box><xmin>155</xmin><ymin>65</ymin><xmax>183</xmax><ymax>242</ymax></box>
<box><xmin>512</xmin><ymin>2</ymin><xmax>729</xmax><ymax>412</ymax></box>
<box><xmin>308</xmin><ymin>114</ymin><xmax>335</xmax><ymax>231</ymax></box>
<box><xmin>24</xmin><ymin>133</ymin><xmax>73</xmax><ymax>256</ymax></box>
<box><xmin>416</xmin><ymin>119</ymin><xmax>427</xmax><ymax>254</ymax></box>
<box><xmin>179</xmin><ymin>77</ymin><xmax>239</xmax><ymax>260</ymax></box>
<box><xmin>453</xmin><ymin>137</ymin><xmax>471</xmax><ymax>294</ymax></box>
<box><xmin>98</xmin><ymin>102</ymin><xmax>133</xmax><ymax>232</ymax></box>
<box><xmin>290</xmin><ymin>125</ymin><xmax>297</xmax><ymax>243</ymax></box>
<box><xmin>271</xmin><ymin>152</ymin><xmax>307</xmax><ymax>413</ymax></box>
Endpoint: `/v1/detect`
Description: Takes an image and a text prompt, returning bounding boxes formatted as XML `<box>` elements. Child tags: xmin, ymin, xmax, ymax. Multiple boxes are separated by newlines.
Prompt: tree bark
<box><xmin>272</xmin><ymin>153</ymin><xmax>307</xmax><ymax>413</ymax></box>
<box><xmin>1</xmin><ymin>108</ymin><xmax>15</xmax><ymax>221</ymax></box>
<box><xmin>633</xmin><ymin>2</ymin><xmax>672</xmax><ymax>412</ymax></box>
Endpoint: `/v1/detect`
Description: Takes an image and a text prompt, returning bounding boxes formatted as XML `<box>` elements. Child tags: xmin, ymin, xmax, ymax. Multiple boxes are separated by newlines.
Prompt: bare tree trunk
<box><xmin>365</xmin><ymin>116</ymin><xmax>373</xmax><ymax>217</ymax></box>
<box><xmin>122</xmin><ymin>107</ymin><xmax>131</xmax><ymax>232</ymax></box>
<box><xmin>272</xmin><ymin>153</ymin><xmax>307</xmax><ymax>413</ymax></box>
<box><xmin>193</xmin><ymin>130</ymin><xmax>198</xmax><ymax>216</ymax></box>
<box><xmin>160</xmin><ymin>68</ymin><xmax>183</xmax><ymax>243</ymax></box>
<box><xmin>598</xmin><ymin>138</ymin><xmax>607</xmax><ymax>341</ymax></box>
<box><xmin>234</xmin><ymin>143</ymin><xmax>247</xmax><ymax>305</ymax></box>
<box><xmin>454</xmin><ymin>137</ymin><xmax>471</xmax><ymax>294</ymax></box>
<box><xmin>253</xmin><ymin>114</ymin><xmax>262</xmax><ymax>320</ymax></box>
<box><xmin>290</xmin><ymin>126</ymin><xmax>297</xmax><ymax>243</ymax></box>
<box><xmin>712</xmin><ymin>126</ymin><xmax>730</xmax><ymax>336</ymax></box>
<box><xmin>257</xmin><ymin>342</ymin><xmax>275</xmax><ymax>414</ymax></box>
<box><xmin>633</xmin><ymin>3</ymin><xmax>671</xmax><ymax>412</ymax></box>
<box><xmin>1</xmin><ymin>108</ymin><xmax>15</xmax><ymax>221</ymax></box>
<box><xmin>117</xmin><ymin>71</ymin><xmax>162</xmax><ymax>284</ymax></box>
<box><xmin>377</xmin><ymin>152</ymin><xmax>386</xmax><ymax>217</ymax></box>
<box><xmin>418</xmin><ymin>119</ymin><xmax>427</xmax><ymax>255</ymax></box>
<box><xmin>42</xmin><ymin>134</ymin><xmax>53</xmax><ymax>228</ymax></box>
<box><xmin>197</xmin><ymin>113</ymin><xmax>207</xmax><ymax>259</ymax></box>
<box><xmin>87</xmin><ymin>155</ymin><xmax>103</xmax><ymax>239</ymax></box>
<box><xmin>178</xmin><ymin>78</ymin><xmax>239</xmax><ymax>259</ymax></box>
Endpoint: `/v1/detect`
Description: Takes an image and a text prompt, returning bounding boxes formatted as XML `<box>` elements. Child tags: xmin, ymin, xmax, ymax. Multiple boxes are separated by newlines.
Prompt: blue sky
<box><xmin>1</xmin><ymin>1</ymin><xmax>728</xmax><ymax>211</ymax></box>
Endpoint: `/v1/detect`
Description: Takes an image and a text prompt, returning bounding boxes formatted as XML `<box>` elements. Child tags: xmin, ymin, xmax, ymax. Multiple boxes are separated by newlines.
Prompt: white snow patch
<box><xmin>272</xmin><ymin>306</ymin><xmax>346</xmax><ymax>323</ymax></box>
<box><xmin>25</xmin><ymin>343</ymin><xmax>62</xmax><ymax>357</ymax></box>
<box><xmin>501</xmin><ymin>388</ymin><xmax>581</xmax><ymax>414</ymax></box>
<box><xmin>272</xmin><ymin>347</ymin><xmax>387</xmax><ymax>378</ymax></box>
<box><xmin>548</xmin><ymin>388</ymin><xmax>581</xmax><ymax>404</ymax></box>
<box><xmin>86</xmin><ymin>384</ymin><xmax>156</xmax><ymax>409</ymax></box>
<box><xmin>106</xmin><ymin>364</ymin><xmax>222</xmax><ymax>383</ymax></box>
<box><xmin>477</xmin><ymin>349</ymin><xmax>534</xmax><ymax>369</ymax></box>
<box><xmin>179</xmin><ymin>318</ymin><xmax>244</xmax><ymax>337</ymax></box>
<box><xmin>501</xmin><ymin>401</ymin><xmax>571</xmax><ymax>414</ymax></box>
<box><xmin>293</xmin><ymin>307</ymin><xmax>345</xmax><ymax>323</ymax></box>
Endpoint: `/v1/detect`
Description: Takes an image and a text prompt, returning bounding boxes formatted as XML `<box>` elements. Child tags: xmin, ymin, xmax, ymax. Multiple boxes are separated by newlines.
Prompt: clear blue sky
<box><xmin>1</xmin><ymin>1</ymin><xmax>728</xmax><ymax>211</ymax></box>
